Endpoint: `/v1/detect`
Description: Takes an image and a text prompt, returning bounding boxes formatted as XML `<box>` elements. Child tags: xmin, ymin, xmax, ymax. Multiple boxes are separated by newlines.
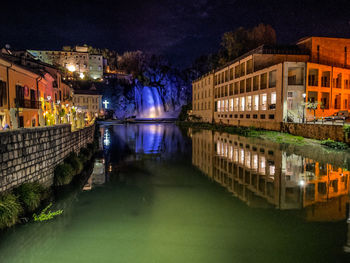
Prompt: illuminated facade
<box><xmin>0</xmin><ymin>55</ymin><xmax>71</xmax><ymax>128</ymax></box>
<box><xmin>72</xmin><ymin>89</ymin><xmax>102</xmax><ymax>117</ymax></box>
<box><xmin>193</xmin><ymin>37</ymin><xmax>350</xmax><ymax>128</ymax></box>
<box><xmin>28</xmin><ymin>46</ymin><xmax>103</xmax><ymax>80</ymax></box>
<box><xmin>192</xmin><ymin>72</ymin><xmax>215</xmax><ymax>122</ymax></box>
<box><xmin>191</xmin><ymin>129</ymin><xmax>350</xmax><ymax>221</ymax></box>
<box><xmin>297</xmin><ymin>37</ymin><xmax>350</xmax><ymax>119</ymax></box>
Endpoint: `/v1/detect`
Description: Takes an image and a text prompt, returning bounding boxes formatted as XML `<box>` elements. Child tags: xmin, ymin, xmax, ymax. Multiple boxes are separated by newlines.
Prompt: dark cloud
<box><xmin>0</xmin><ymin>0</ymin><xmax>350</xmax><ymax>68</ymax></box>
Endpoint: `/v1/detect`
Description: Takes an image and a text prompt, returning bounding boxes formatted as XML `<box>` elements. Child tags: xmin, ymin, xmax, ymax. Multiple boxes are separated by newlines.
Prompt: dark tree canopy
<box><xmin>191</xmin><ymin>24</ymin><xmax>277</xmax><ymax>75</ymax></box>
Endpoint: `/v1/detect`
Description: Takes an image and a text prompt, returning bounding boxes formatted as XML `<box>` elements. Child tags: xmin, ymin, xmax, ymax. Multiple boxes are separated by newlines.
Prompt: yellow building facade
<box><xmin>192</xmin><ymin>72</ymin><xmax>214</xmax><ymax>122</ymax></box>
<box><xmin>72</xmin><ymin>90</ymin><xmax>102</xmax><ymax>118</ymax></box>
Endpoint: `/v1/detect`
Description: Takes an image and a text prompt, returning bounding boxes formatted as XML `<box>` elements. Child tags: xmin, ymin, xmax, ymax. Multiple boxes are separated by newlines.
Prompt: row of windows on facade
<box><xmin>215</xmin><ymin>140</ymin><xmax>275</xmax><ymax>176</ymax></box>
<box><xmin>194</xmin><ymin>67</ymin><xmax>306</xmax><ymax>94</ymax></box>
<box><xmin>307</xmin><ymin>91</ymin><xmax>350</xmax><ymax>110</ymax></box>
<box><xmin>193</xmin><ymin>89</ymin><xmax>211</xmax><ymax>100</ymax></box>
<box><xmin>193</xmin><ymin>76</ymin><xmax>212</xmax><ymax>90</ymax></box>
<box><xmin>0</xmin><ymin>81</ymin><xmax>66</xmax><ymax>107</ymax></box>
<box><xmin>308</xmin><ymin>69</ymin><xmax>350</xmax><ymax>88</ymax></box>
<box><xmin>214</xmin><ymin>92</ymin><xmax>276</xmax><ymax>112</ymax></box>
<box><xmin>73</xmin><ymin>97</ymin><xmax>99</xmax><ymax>104</ymax></box>
<box><xmin>214</xmin><ymin>59</ymin><xmax>254</xmax><ymax>85</ymax></box>
<box><xmin>38</xmin><ymin>51</ymin><xmax>101</xmax><ymax>60</ymax></box>
<box><xmin>64</xmin><ymin>63</ymin><xmax>102</xmax><ymax>71</ymax></box>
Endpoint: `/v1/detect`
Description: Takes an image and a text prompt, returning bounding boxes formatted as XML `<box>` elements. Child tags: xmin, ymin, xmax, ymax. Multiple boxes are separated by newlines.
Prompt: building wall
<box><xmin>28</xmin><ymin>50</ymin><xmax>103</xmax><ymax>79</ymax></box>
<box><xmin>72</xmin><ymin>94</ymin><xmax>102</xmax><ymax>116</ymax></box>
<box><xmin>298</xmin><ymin>37</ymin><xmax>350</xmax><ymax>68</ymax></box>
<box><xmin>88</xmin><ymin>55</ymin><xmax>104</xmax><ymax>79</ymax></box>
<box><xmin>213</xmin><ymin>61</ymin><xmax>284</xmax><ymax>129</ymax></box>
<box><xmin>192</xmin><ymin>73</ymin><xmax>214</xmax><ymax>122</ymax></box>
<box><xmin>0</xmin><ymin>58</ymin><xmax>40</xmax><ymax>128</ymax></box>
<box><xmin>0</xmin><ymin>124</ymin><xmax>95</xmax><ymax>192</ymax></box>
<box><xmin>306</xmin><ymin>62</ymin><xmax>350</xmax><ymax>119</ymax></box>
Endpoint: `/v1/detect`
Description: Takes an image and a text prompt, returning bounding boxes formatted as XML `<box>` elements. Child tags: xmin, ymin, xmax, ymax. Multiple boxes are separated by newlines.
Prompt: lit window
<box><xmin>253</xmin><ymin>154</ymin><xmax>258</xmax><ymax>170</ymax></box>
<box><xmin>245</xmin><ymin>151</ymin><xmax>251</xmax><ymax>168</ymax></box>
<box><xmin>253</xmin><ymin>95</ymin><xmax>259</xmax><ymax>110</ymax></box>
<box><xmin>240</xmin><ymin>97</ymin><xmax>245</xmax><ymax>111</ymax></box>
<box><xmin>234</xmin><ymin>148</ymin><xmax>238</xmax><ymax>162</ymax></box>
<box><xmin>260</xmin><ymin>94</ymin><xmax>267</xmax><ymax>110</ymax></box>
<box><xmin>259</xmin><ymin>156</ymin><xmax>266</xmax><ymax>175</ymax></box>
<box><xmin>247</xmin><ymin>96</ymin><xmax>252</xmax><ymax>111</ymax></box>
<box><xmin>271</xmin><ymin>92</ymin><xmax>276</xmax><ymax>104</ymax></box>
<box><xmin>229</xmin><ymin>98</ymin><xmax>233</xmax><ymax>111</ymax></box>
<box><xmin>234</xmin><ymin>98</ymin><xmax>239</xmax><ymax>111</ymax></box>
<box><xmin>240</xmin><ymin>149</ymin><xmax>244</xmax><ymax>164</ymax></box>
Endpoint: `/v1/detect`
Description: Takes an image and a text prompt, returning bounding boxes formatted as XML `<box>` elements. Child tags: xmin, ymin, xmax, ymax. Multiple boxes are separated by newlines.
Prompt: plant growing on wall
<box><xmin>33</xmin><ymin>203</ymin><xmax>63</xmax><ymax>222</ymax></box>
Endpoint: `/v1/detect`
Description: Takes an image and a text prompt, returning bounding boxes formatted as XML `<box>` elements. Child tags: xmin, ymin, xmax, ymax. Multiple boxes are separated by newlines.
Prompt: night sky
<box><xmin>1</xmin><ymin>0</ymin><xmax>350</xmax><ymax>68</ymax></box>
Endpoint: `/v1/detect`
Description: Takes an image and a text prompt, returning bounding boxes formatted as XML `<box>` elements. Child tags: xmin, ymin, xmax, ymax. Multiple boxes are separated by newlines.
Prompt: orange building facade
<box><xmin>299</xmin><ymin>37</ymin><xmax>350</xmax><ymax>120</ymax></box>
<box><xmin>0</xmin><ymin>55</ymin><xmax>71</xmax><ymax>129</ymax></box>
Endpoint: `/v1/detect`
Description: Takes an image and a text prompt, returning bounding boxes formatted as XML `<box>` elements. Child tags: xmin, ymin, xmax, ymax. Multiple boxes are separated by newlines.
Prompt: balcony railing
<box><xmin>15</xmin><ymin>99</ymin><xmax>41</xmax><ymax>109</ymax></box>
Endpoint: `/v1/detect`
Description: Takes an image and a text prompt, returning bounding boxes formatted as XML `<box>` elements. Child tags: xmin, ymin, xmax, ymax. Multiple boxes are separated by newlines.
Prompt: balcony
<box><xmin>15</xmin><ymin>99</ymin><xmax>41</xmax><ymax>109</ymax></box>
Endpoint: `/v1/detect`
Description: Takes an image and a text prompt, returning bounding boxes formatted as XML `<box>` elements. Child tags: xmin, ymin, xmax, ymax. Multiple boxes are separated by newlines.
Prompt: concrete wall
<box><xmin>0</xmin><ymin>124</ymin><xmax>95</xmax><ymax>192</ymax></box>
<box><xmin>281</xmin><ymin>123</ymin><xmax>345</xmax><ymax>142</ymax></box>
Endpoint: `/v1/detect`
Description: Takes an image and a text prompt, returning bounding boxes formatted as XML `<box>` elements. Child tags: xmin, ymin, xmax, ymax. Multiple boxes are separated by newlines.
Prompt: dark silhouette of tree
<box><xmin>219</xmin><ymin>24</ymin><xmax>276</xmax><ymax>65</ymax></box>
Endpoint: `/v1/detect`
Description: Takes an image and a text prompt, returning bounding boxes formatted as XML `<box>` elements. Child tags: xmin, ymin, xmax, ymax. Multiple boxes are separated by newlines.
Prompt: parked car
<box><xmin>325</xmin><ymin>110</ymin><xmax>349</xmax><ymax>121</ymax></box>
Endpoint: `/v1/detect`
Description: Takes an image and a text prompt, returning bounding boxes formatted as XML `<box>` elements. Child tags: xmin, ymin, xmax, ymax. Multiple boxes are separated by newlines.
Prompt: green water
<box><xmin>1</xmin><ymin>124</ymin><xmax>350</xmax><ymax>263</ymax></box>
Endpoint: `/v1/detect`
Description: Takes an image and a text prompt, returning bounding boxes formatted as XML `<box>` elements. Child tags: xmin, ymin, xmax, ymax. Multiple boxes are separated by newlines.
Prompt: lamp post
<box><xmin>302</xmin><ymin>93</ymin><xmax>306</xmax><ymax>123</ymax></box>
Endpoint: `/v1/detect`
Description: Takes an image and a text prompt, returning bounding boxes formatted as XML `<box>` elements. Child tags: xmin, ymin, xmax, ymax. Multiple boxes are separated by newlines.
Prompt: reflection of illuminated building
<box><xmin>192</xmin><ymin>129</ymin><xmax>350</xmax><ymax>221</ymax></box>
<box><xmin>83</xmin><ymin>158</ymin><xmax>106</xmax><ymax>191</ymax></box>
<box><xmin>345</xmin><ymin>207</ymin><xmax>350</xmax><ymax>253</ymax></box>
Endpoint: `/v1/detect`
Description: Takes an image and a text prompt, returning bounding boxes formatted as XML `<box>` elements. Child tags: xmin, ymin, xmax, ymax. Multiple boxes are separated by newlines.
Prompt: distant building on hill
<box><xmin>28</xmin><ymin>46</ymin><xmax>103</xmax><ymax>80</ymax></box>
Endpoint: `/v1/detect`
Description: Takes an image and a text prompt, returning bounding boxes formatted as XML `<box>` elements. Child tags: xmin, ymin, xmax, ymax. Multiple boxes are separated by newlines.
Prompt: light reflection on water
<box><xmin>1</xmin><ymin>124</ymin><xmax>350</xmax><ymax>262</ymax></box>
<box><xmin>191</xmin><ymin>129</ymin><xmax>350</xmax><ymax>220</ymax></box>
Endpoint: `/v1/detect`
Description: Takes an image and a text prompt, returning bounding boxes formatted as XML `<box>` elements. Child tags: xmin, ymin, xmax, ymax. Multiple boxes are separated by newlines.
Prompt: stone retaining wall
<box><xmin>282</xmin><ymin>123</ymin><xmax>346</xmax><ymax>142</ymax></box>
<box><xmin>0</xmin><ymin>124</ymin><xmax>95</xmax><ymax>192</ymax></box>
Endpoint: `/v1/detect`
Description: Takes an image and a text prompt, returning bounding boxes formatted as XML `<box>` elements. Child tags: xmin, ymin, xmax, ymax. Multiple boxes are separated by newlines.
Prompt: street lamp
<box><xmin>302</xmin><ymin>93</ymin><xmax>306</xmax><ymax>123</ymax></box>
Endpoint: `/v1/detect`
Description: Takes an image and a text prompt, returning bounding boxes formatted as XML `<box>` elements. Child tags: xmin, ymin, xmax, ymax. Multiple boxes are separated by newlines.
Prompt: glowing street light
<box><xmin>67</xmin><ymin>65</ymin><xmax>76</xmax><ymax>72</ymax></box>
<box><xmin>79</xmin><ymin>73</ymin><xmax>84</xmax><ymax>79</ymax></box>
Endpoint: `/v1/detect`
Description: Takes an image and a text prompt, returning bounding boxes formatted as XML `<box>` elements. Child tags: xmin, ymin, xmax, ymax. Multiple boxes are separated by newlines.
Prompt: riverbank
<box><xmin>0</xmin><ymin>125</ymin><xmax>100</xmax><ymax>230</ymax></box>
<box><xmin>176</xmin><ymin>121</ymin><xmax>349</xmax><ymax>150</ymax></box>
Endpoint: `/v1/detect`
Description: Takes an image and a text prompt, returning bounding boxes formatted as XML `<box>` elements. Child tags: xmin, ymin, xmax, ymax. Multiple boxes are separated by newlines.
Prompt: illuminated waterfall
<box><xmin>136</xmin><ymin>86</ymin><xmax>164</xmax><ymax>118</ymax></box>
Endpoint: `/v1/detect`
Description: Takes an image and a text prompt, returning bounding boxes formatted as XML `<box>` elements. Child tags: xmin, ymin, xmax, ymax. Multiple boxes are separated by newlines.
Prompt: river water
<box><xmin>1</xmin><ymin>123</ymin><xmax>350</xmax><ymax>263</ymax></box>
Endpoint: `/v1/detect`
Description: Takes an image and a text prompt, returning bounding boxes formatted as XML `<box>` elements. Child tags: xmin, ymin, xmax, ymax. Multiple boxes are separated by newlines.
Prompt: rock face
<box><xmin>0</xmin><ymin>124</ymin><xmax>95</xmax><ymax>193</ymax></box>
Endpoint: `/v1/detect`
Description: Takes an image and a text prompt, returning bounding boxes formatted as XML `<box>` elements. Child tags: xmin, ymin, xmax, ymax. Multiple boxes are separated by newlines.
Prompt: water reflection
<box><xmin>101</xmin><ymin>124</ymin><xmax>187</xmax><ymax>160</ymax></box>
<box><xmin>83</xmin><ymin>158</ymin><xmax>106</xmax><ymax>191</ymax></box>
<box><xmin>191</xmin><ymin>129</ymin><xmax>350</xmax><ymax>221</ymax></box>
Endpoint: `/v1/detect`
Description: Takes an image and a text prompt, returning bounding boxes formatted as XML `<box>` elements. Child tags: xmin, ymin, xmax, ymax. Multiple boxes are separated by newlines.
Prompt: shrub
<box><xmin>54</xmin><ymin>163</ymin><xmax>75</xmax><ymax>186</ymax></box>
<box><xmin>0</xmin><ymin>194</ymin><xmax>22</xmax><ymax>229</ymax></box>
<box><xmin>321</xmin><ymin>138</ymin><xmax>348</xmax><ymax>150</ymax></box>
<box><xmin>65</xmin><ymin>152</ymin><xmax>83</xmax><ymax>175</ymax></box>
<box><xmin>79</xmin><ymin>147</ymin><xmax>92</xmax><ymax>164</ymax></box>
<box><xmin>87</xmin><ymin>142</ymin><xmax>98</xmax><ymax>154</ymax></box>
<box><xmin>13</xmin><ymin>182</ymin><xmax>45</xmax><ymax>212</ymax></box>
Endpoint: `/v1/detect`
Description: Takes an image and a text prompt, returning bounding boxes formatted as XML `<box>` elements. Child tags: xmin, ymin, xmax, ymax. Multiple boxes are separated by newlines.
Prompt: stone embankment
<box><xmin>0</xmin><ymin>124</ymin><xmax>95</xmax><ymax>193</ymax></box>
